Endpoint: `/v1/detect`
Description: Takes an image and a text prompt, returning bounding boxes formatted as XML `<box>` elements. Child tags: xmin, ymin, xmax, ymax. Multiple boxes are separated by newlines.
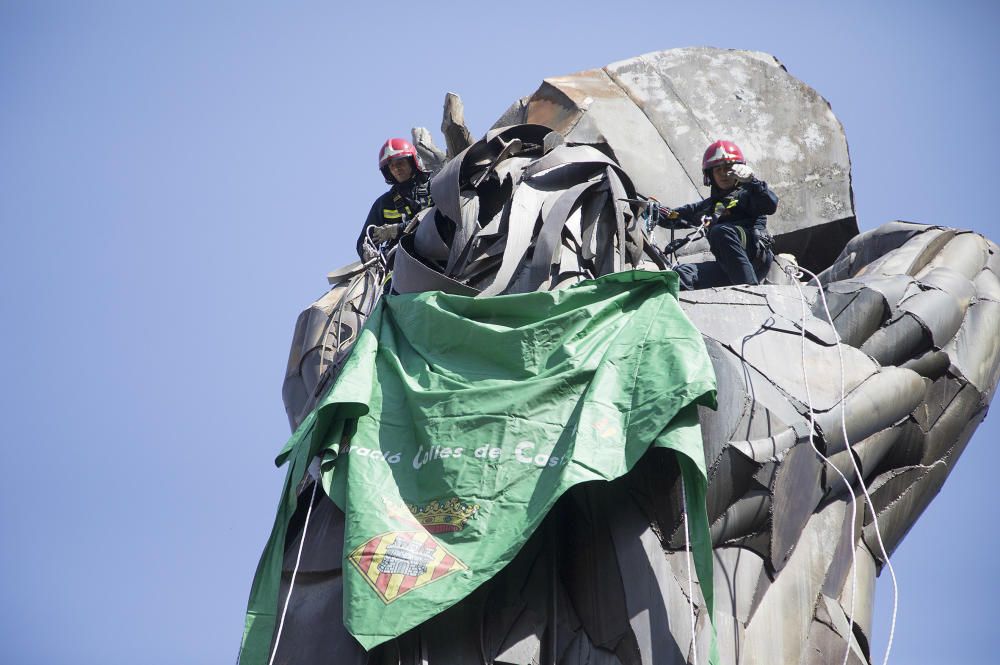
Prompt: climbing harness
<box><xmin>661</xmin><ymin>221</ymin><xmax>709</xmax><ymax>264</ymax></box>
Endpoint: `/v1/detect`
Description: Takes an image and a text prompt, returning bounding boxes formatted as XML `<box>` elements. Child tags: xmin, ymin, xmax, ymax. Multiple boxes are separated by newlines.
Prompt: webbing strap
<box><xmin>479</xmin><ymin>183</ymin><xmax>549</xmax><ymax>297</ymax></box>
<box><xmin>392</xmin><ymin>236</ymin><xmax>480</xmax><ymax>296</ymax></box>
<box><xmin>579</xmin><ymin>187</ymin><xmax>608</xmax><ymax>263</ymax></box>
<box><xmin>522</xmin><ymin>144</ymin><xmax>619</xmax><ymax>181</ymax></box>
<box><xmin>446</xmin><ymin>192</ymin><xmax>481</xmax><ymax>275</ymax></box>
<box><xmin>429</xmin><ymin>144</ymin><xmax>468</xmax><ymax>227</ymax></box>
<box><xmin>605</xmin><ymin>166</ymin><xmax>629</xmax><ymax>272</ymax></box>
<box><xmin>512</xmin><ymin>179</ymin><xmax>601</xmax><ymax>292</ymax></box>
<box><xmin>413</xmin><ymin>207</ymin><xmax>450</xmax><ymax>260</ymax></box>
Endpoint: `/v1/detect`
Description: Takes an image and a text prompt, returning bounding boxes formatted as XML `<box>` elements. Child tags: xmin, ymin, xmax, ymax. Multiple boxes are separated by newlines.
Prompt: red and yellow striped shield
<box><xmin>347</xmin><ymin>530</ymin><xmax>468</xmax><ymax>604</ymax></box>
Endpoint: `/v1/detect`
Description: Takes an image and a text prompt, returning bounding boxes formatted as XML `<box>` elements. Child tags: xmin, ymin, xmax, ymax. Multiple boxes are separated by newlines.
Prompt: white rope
<box><xmin>786</xmin><ymin>265</ymin><xmax>858</xmax><ymax>665</ymax></box>
<box><xmin>680</xmin><ymin>474</ymin><xmax>699</xmax><ymax>665</ymax></box>
<box><xmin>785</xmin><ymin>264</ymin><xmax>899</xmax><ymax>665</ymax></box>
<box><xmin>267</xmin><ymin>476</ymin><xmax>320</xmax><ymax>665</ymax></box>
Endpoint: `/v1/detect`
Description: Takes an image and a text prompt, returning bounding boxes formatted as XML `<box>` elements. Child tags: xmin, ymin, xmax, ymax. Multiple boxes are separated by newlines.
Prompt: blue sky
<box><xmin>1</xmin><ymin>2</ymin><xmax>997</xmax><ymax>664</ymax></box>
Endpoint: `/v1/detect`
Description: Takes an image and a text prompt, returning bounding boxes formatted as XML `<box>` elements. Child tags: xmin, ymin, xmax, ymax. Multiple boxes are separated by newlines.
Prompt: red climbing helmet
<box><xmin>378</xmin><ymin>138</ymin><xmax>426</xmax><ymax>182</ymax></box>
<box><xmin>702</xmin><ymin>140</ymin><xmax>745</xmax><ymax>185</ymax></box>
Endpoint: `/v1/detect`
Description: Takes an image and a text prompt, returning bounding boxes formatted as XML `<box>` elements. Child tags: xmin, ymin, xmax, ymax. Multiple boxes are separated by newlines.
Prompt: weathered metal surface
<box><xmin>413</xmin><ymin>126</ymin><xmax>447</xmax><ymax>175</ymax></box>
<box><xmin>281</xmin><ymin>261</ymin><xmax>381</xmax><ymax>429</ymax></box>
<box><xmin>742</xmin><ymin>499</ymin><xmax>848</xmax><ymax>665</ymax></box>
<box><xmin>837</xmin><ymin>541</ymin><xmax>877</xmax><ymax>648</ymax></box>
<box><xmin>495</xmin><ymin>48</ymin><xmax>858</xmax><ymax>273</ymax></box>
<box><xmin>262</xmin><ymin>48</ymin><xmax>1000</xmax><ymax>664</ymax></box>
<box><xmin>441</xmin><ymin>92</ymin><xmax>474</xmax><ymax>159</ymax></box>
<box><xmin>609</xmin><ymin>483</ymin><xmax>693</xmax><ymax>665</ymax></box>
<box><xmin>271</xmin><ymin>222</ymin><xmax>1000</xmax><ymax>664</ymax></box>
<box><xmin>803</xmin><ymin>594</ymin><xmax>869</xmax><ymax>665</ymax></box>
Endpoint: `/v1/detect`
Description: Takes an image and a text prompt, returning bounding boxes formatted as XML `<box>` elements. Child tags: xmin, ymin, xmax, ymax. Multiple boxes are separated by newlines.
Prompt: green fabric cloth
<box><xmin>240</xmin><ymin>270</ymin><xmax>718</xmax><ymax>662</ymax></box>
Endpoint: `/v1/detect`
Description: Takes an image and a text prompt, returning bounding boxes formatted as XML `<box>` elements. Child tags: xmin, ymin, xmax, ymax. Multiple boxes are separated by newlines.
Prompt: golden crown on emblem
<box><xmin>407</xmin><ymin>498</ymin><xmax>480</xmax><ymax>533</ymax></box>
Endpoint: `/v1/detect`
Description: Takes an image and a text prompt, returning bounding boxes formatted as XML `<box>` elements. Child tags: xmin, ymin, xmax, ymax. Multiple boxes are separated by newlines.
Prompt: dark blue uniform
<box><xmin>356</xmin><ymin>174</ymin><xmax>433</xmax><ymax>259</ymax></box>
<box><xmin>661</xmin><ymin>178</ymin><xmax>778</xmax><ymax>289</ymax></box>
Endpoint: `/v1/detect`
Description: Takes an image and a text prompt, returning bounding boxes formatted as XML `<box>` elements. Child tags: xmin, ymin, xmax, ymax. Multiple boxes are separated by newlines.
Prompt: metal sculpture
<box><xmin>255</xmin><ymin>48</ymin><xmax>1000</xmax><ymax>665</ymax></box>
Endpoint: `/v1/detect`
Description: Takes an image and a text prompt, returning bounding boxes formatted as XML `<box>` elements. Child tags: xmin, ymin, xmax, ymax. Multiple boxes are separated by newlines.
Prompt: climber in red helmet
<box><xmin>656</xmin><ymin>139</ymin><xmax>778</xmax><ymax>289</ymax></box>
<box><xmin>356</xmin><ymin>137</ymin><xmax>434</xmax><ymax>260</ymax></box>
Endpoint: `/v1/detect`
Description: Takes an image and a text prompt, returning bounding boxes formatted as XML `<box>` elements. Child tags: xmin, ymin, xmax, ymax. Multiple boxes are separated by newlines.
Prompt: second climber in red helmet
<box><xmin>655</xmin><ymin>139</ymin><xmax>778</xmax><ymax>289</ymax></box>
<box><xmin>356</xmin><ymin>137</ymin><xmax>434</xmax><ymax>260</ymax></box>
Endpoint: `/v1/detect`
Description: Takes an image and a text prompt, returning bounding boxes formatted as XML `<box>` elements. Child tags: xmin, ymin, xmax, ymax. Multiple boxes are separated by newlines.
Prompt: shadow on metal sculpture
<box><xmin>269</xmin><ymin>48</ymin><xmax>1000</xmax><ymax>665</ymax></box>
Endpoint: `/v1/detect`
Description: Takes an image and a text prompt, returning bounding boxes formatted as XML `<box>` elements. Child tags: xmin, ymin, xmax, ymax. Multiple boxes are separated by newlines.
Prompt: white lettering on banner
<box><xmin>474</xmin><ymin>445</ymin><xmax>502</xmax><ymax>459</ymax></box>
<box><xmin>514</xmin><ymin>441</ymin><xmax>534</xmax><ymax>463</ymax></box>
<box><xmin>411</xmin><ymin>445</ymin><xmax>466</xmax><ymax>470</ymax></box>
<box><xmin>345</xmin><ymin>446</ymin><xmax>402</xmax><ymax>464</ymax></box>
<box><xmin>514</xmin><ymin>441</ymin><xmax>564</xmax><ymax>468</ymax></box>
<box><xmin>348</xmin><ymin>440</ymin><xmax>569</xmax><ymax>470</ymax></box>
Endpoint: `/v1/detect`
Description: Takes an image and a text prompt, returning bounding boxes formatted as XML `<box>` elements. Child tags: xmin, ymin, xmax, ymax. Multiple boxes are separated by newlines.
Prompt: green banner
<box><xmin>241</xmin><ymin>270</ymin><xmax>718</xmax><ymax>661</ymax></box>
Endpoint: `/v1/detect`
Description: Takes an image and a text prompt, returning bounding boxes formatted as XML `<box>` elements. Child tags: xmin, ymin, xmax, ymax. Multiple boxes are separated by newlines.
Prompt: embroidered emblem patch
<box><xmin>348</xmin><ymin>530</ymin><xmax>467</xmax><ymax>603</ymax></box>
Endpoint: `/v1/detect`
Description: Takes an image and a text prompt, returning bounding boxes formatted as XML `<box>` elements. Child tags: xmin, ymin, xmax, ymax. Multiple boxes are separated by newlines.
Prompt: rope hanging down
<box><xmin>784</xmin><ymin>263</ymin><xmax>899</xmax><ymax>665</ymax></box>
<box><xmin>681</xmin><ymin>475</ymin><xmax>699</xmax><ymax>665</ymax></box>
<box><xmin>267</xmin><ymin>474</ymin><xmax>320</xmax><ymax>665</ymax></box>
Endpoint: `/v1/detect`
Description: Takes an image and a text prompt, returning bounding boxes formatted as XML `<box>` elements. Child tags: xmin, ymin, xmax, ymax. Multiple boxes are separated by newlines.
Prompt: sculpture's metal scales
<box><xmin>266</xmin><ymin>48</ymin><xmax>1000</xmax><ymax>665</ymax></box>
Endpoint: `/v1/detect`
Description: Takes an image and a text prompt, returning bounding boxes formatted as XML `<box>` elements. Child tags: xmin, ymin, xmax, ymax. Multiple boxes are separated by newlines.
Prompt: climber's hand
<box><xmin>731</xmin><ymin>163</ymin><xmax>754</xmax><ymax>183</ymax></box>
<box><xmin>372</xmin><ymin>223</ymin><xmax>402</xmax><ymax>243</ymax></box>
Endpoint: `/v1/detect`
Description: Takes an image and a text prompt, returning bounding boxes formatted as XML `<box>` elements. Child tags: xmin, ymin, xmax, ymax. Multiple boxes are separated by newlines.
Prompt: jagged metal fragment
<box><xmin>441</xmin><ymin>91</ymin><xmax>474</xmax><ymax>158</ymax></box>
<box><xmin>944</xmin><ymin>299</ymin><xmax>1000</xmax><ymax>400</ymax></box>
<box><xmin>412</xmin><ymin>126</ymin><xmax>447</xmax><ymax>174</ymax></box>
<box><xmin>802</xmin><ymin>594</ymin><xmax>869</xmax><ymax>665</ymax></box>
<box><xmin>837</xmin><ymin>541</ymin><xmax>877</xmax><ymax>649</ymax></box>
<box><xmin>261</xmin><ymin>48</ymin><xmax>1000</xmax><ymax>665</ymax></box>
